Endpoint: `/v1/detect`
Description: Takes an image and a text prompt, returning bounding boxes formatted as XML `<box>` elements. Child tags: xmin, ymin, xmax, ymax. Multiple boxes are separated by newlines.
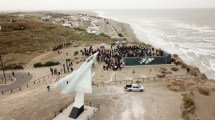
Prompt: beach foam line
<box><xmin>209</xmin><ymin>60</ymin><xmax>215</xmax><ymax>71</ymax></box>
<box><xmin>173</xmin><ymin>22</ymin><xmax>215</xmax><ymax>33</ymax></box>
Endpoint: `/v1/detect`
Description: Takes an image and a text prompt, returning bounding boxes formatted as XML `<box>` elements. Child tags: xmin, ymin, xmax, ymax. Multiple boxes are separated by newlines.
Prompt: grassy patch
<box><xmin>183</xmin><ymin>96</ymin><xmax>194</xmax><ymax>109</ymax></box>
<box><xmin>0</xmin><ymin>13</ymin><xmax>114</xmax><ymax>66</ymax></box>
<box><xmin>34</xmin><ymin>61</ymin><xmax>60</xmax><ymax>68</ymax></box>
<box><xmin>74</xmin><ymin>27</ymin><xmax>85</xmax><ymax>31</ymax></box>
<box><xmin>1</xmin><ymin>64</ymin><xmax>24</xmax><ymax>70</ymax></box>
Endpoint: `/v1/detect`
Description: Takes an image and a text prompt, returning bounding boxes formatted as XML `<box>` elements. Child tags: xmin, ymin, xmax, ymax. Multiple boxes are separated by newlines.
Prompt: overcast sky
<box><xmin>0</xmin><ymin>0</ymin><xmax>215</xmax><ymax>11</ymax></box>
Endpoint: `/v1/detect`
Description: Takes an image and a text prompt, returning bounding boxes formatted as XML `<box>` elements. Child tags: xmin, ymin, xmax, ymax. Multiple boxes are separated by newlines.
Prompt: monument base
<box><xmin>53</xmin><ymin>104</ymin><xmax>97</xmax><ymax>120</ymax></box>
<box><xmin>69</xmin><ymin>105</ymin><xmax>84</xmax><ymax>119</ymax></box>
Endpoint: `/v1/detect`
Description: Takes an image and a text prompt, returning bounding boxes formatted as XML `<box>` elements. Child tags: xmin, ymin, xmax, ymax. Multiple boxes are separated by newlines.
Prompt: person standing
<box><xmin>186</xmin><ymin>68</ymin><xmax>190</xmax><ymax>74</ymax></box>
<box><xmin>50</xmin><ymin>68</ymin><xmax>53</xmax><ymax>74</ymax></box>
<box><xmin>12</xmin><ymin>71</ymin><xmax>15</xmax><ymax>77</ymax></box>
<box><xmin>47</xmin><ymin>85</ymin><xmax>50</xmax><ymax>92</ymax></box>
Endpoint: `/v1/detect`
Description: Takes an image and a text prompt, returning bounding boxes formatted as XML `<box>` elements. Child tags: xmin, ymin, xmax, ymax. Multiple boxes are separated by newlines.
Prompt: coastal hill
<box><xmin>0</xmin><ymin>12</ymin><xmax>113</xmax><ymax>67</ymax></box>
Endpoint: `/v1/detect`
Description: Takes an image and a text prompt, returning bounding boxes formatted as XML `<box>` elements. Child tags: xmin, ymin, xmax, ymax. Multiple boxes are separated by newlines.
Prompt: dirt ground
<box><xmin>88</xmin><ymin>81</ymin><xmax>183</xmax><ymax>120</ymax></box>
<box><xmin>0</xmin><ymin>75</ymin><xmax>184</xmax><ymax>120</ymax></box>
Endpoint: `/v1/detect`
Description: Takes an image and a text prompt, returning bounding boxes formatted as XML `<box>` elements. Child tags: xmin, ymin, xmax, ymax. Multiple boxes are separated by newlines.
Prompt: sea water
<box><xmin>95</xmin><ymin>9</ymin><xmax>215</xmax><ymax>80</ymax></box>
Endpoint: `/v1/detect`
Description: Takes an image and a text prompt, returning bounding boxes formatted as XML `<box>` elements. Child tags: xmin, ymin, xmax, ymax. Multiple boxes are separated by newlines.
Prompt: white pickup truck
<box><xmin>124</xmin><ymin>84</ymin><xmax>144</xmax><ymax>92</ymax></box>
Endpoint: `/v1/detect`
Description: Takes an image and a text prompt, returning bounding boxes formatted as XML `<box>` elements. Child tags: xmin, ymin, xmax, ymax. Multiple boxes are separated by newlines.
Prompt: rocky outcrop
<box><xmin>172</xmin><ymin>54</ymin><xmax>208</xmax><ymax>80</ymax></box>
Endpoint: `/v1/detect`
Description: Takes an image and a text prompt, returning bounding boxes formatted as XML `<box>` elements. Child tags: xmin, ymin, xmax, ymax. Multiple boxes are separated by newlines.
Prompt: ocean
<box><xmin>95</xmin><ymin>9</ymin><xmax>215</xmax><ymax>80</ymax></box>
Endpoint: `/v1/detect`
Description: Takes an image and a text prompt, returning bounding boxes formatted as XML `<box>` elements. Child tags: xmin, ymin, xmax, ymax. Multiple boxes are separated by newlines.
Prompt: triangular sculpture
<box><xmin>55</xmin><ymin>52</ymin><xmax>98</xmax><ymax>119</ymax></box>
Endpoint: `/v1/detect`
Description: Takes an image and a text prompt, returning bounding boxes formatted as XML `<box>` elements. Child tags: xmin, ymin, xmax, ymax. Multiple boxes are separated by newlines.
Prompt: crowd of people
<box><xmin>52</xmin><ymin>42</ymin><xmax>71</xmax><ymax>51</ymax></box>
<box><xmin>53</xmin><ymin>43</ymin><xmax>166</xmax><ymax>73</ymax></box>
<box><xmin>79</xmin><ymin>44</ymin><xmax>165</xmax><ymax>71</ymax></box>
<box><xmin>117</xmin><ymin>45</ymin><xmax>164</xmax><ymax>57</ymax></box>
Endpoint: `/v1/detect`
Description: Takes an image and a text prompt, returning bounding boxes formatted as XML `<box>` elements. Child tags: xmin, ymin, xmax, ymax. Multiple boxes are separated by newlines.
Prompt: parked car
<box><xmin>124</xmin><ymin>84</ymin><xmax>144</xmax><ymax>92</ymax></box>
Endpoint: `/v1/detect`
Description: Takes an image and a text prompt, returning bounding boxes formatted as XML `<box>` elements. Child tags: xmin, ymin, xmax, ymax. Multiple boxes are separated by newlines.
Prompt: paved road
<box><xmin>0</xmin><ymin>72</ymin><xmax>33</xmax><ymax>91</ymax></box>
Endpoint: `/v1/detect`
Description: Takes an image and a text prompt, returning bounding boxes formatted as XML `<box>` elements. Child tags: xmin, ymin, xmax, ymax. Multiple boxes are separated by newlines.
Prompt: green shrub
<box><xmin>34</xmin><ymin>62</ymin><xmax>43</xmax><ymax>68</ymax></box>
<box><xmin>43</xmin><ymin>61</ymin><xmax>60</xmax><ymax>67</ymax></box>
<box><xmin>183</xmin><ymin>96</ymin><xmax>194</xmax><ymax>108</ymax></box>
<box><xmin>34</xmin><ymin>61</ymin><xmax>60</xmax><ymax>68</ymax></box>
<box><xmin>12</xmin><ymin>64</ymin><xmax>24</xmax><ymax>69</ymax></box>
<box><xmin>2</xmin><ymin>64</ymin><xmax>24</xmax><ymax>70</ymax></box>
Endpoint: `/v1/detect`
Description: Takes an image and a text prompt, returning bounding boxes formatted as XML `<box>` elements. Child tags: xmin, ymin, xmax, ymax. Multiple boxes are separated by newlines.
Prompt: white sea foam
<box><xmin>202</xmin><ymin>38</ymin><xmax>215</xmax><ymax>43</ymax></box>
<box><xmin>179</xmin><ymin>48</ymin><xmax>195</xmax><ymax>61</ymax></box>
<box><xmin>209</xmin><ymin>60</ymin><xmax>215</xmax><ymax>71</ymax></box>
<box><xmin>201</xmin><ymin>61</ymin><xmax>209</xmax><ymax>69</ymax></box>
<box><xmin>173</xmin><ymin>22</ymin><xmax>215</xmax><ymax>33</ymax></box>
<box><xmin>168</xmin><ymin>41</ymin><xmax>175</xmax><ymax>48</ymax></box>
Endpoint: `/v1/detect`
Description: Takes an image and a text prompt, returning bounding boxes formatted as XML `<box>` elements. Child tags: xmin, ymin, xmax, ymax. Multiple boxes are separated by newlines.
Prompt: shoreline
<box><xmin>93</xmin><ymin>11</ymin><xmax>212</xmax><ymax>81</ymax></box>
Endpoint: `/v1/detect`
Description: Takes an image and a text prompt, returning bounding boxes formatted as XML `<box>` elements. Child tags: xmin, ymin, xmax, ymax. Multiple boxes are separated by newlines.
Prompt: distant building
<box><xmin>54</xmin><ymin>18</ymin><xmax>63</xmax><ymax>23</ymax></box>
<box><xmin>91</xmin><ymin>20</ymin><xmax>99</xmax><ymax>26</ymax></box>
<box><xmin>68</xmin><ymin>16</ymin><xmax>79</xmax><ymax>21</ymax></box>
<box><xmin>41</xmin><ymin>15</ymin><xmax>51</xmax><ymax>21</ymax></box>
<box><xmin>87</xmin><ymin>27</ymin><xmax>102</xmax><ymax>35</ymax></box>
<box><xmin>71</xmin><ymin>22</ymin><xmax>80</xmax><ymax>28</ymax></box>
<box><xmin>62</xmin><ymin>23</ymin><xmax>72</xmax><ymax>27</ymax></box>
<box><xmin>81</xmin><ymin>16</ymin><xmax>90</xmax><ymax>22</ymax></box>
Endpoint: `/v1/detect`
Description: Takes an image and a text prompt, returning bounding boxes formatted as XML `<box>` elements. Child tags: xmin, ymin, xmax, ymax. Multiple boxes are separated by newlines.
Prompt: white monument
<box><xmin>55</xmin><ymin>52</ymin><xmax>98</xmax><ymax>119</ymax></box>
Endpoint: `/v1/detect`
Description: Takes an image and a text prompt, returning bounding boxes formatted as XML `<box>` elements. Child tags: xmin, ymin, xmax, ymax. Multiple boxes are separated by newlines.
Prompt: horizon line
<box><xmin>1</xmin><ymin>8</ymin><xmax>215</xmax><ymax>12</ymax></box>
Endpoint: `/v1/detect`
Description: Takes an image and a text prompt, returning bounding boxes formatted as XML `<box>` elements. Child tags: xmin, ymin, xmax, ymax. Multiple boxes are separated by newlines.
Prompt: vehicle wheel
<box><xmin>140</xmin><ymin>89</ymin><xmax>143</xmax><ymax>92</ymax></box>
<box><xmin>128</xmin><ymin>89</ymin><xmax>132</xmax><ymax>92</ymax></box>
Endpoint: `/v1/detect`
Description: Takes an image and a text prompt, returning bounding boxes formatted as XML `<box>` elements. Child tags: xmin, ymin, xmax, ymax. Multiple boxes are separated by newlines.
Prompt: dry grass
<box><xmin>171</xmin><ymin>67</ymin><xmax>179</xmax><ymax>71</ymax></box>
<box><xmin>183</xmin><ymin>96</ymin><xmax>195</xmax><ymax>109</ymax></box>
<box><xmin>92</xmin><ymin>81</ymin><xmax>97</xmax><ymax>85</ymax></box>
<box><xmin>173</xmin><ymin>54</ymin><xmax>179</xmax><ymax>58</ymax></box>
<box><xmin>0</xmin><ymin>13</ymin><xmax>114</xmax><ymax>66</ymax></box>
<box><xmin>136</xmin><ymin>80</ymin><xmax>141</xmax><ymax>83</ymax></box>
<box><xmin>182</xmin><ymin>95</ymin><xmax>195</xmax><ymax>120</ymax></box>
<box><xmin>157</xmin><ymin>74</ymin><xmax>165</xmax><ymax>78</ymax></box>
<box><xmin>198</xmin><ymin>87</ymin><xmax>210</xmax><ymax>96</ymax></box>
<box><xmin>211</xmin><ymin>88</ymin><xmax>215</xmax><ymax>92</ymax></box>
<box><xmin>199</xmin><ymin>73</ymin><xmax>208</xmax><ymax>80</ymax></box>
<box><xmin>167</xmin><ymin>79</ymin><xmax>186</xmax><ymax>92</ymax></box>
